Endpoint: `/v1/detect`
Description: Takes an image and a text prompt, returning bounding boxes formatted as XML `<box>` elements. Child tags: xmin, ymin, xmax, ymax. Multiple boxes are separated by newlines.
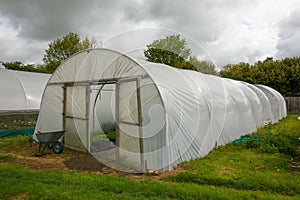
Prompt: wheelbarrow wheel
<box><xmin>52</xmin><ymin>142</ymin><xmax>64</xmax><ymax>154</ymax></box>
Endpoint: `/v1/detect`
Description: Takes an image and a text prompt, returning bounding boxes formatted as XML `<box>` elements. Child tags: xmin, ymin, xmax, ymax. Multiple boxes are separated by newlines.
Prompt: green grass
<box><xmin>0</xmin><ymin>114</ymin><xmax>299</xmax><ymax>199</ymax></box>
<box><xmin>91</xmin><ymin>130</ymin><xmax>116</xmax><ymax>142</ymax></box>
<box><xmin>0</xmin><ymin>135</ymin><xmax>82</xmax><ymax>157</ymax></box>
<box><xmin>245</xmin><ymin>115</ymin><xmax>300</xmax><ymax>156</ymax></box>
<box><xmin>0</xmin><ymin>135</ymin><xmax>32</xmax><ymax>153</ymax></box>
<box><xmin>105</xmin><ymin>130</ymin><xmax>116</xmax><ymax>142</ymax></box>
<box><xmin>168</xmin><ymin>146</ymin><xmax>299</xmax><ymax>195</ymax></box>
<box><xmin>167</xmin><ymin>114</ymin><xmax>300</xmax><ymax>196</ymax></box>
<box><xmin>0</xmin><ymin>155</ymin><xmax>16</xmax><ymax>162</ymax></box>
<box><xmin>0</xmin><ymin>164</ymin><xmax>298</xmax><ymax>200</ymax></box>
<box><xmin>256</xmin><ymin>115</ymin><xmax>300</xmax><ymax>135</ymax></box>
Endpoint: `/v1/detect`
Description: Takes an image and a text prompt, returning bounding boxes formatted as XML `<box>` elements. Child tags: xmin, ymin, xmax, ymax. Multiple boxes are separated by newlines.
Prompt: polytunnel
<box><xmin>33</xmin><ymin>48</ymin><xmax>287</xmax><ymax>172</ymax></box>
<box><xmin>0</xmin><ymin>69</ymin><xmax>50</xmax><ymax>112</ymax></box>
<box><xmin>0</xmin><ymin>69</ymin><xmax>50</xmax><ymax>137</ymax></box>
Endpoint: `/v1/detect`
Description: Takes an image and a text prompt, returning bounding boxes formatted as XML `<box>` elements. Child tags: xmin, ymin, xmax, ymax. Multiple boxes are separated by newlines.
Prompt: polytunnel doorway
<box><xmin>62</xmin><ymin>76</ymin><xmax>145</xmax><ymax>172</ymax></box>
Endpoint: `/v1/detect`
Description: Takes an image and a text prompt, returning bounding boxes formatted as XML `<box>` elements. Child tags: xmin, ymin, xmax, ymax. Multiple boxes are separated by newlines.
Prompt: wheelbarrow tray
<box><xmin>35</xmin><ymin>131</ymin><xmax>65</xmax><ymax>155</ymax></box>
<box><xmin>36</xmin><ymin>131</ymin><xmax>64</xmax><ymax>143</ymax></box>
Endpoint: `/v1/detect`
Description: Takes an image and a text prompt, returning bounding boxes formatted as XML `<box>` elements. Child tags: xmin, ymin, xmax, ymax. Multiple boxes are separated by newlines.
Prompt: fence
<box><xmin>284</xmin><ymin>97</ymin><xmax>300</xmax><ymax>114</ymax></box>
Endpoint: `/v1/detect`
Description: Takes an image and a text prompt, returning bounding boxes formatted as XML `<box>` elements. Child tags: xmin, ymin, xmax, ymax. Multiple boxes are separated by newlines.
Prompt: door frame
<box><xmin>57</xmin><ymin>76</ymin><xmax>144</xmax><ymax>171</ymax></box>
<box><xmin>62</xmin><ymin>83</ymin><xmax>91</xmax><ymax>151</ymax></box>
<box><xmin>115</xmin><ymin>76</ymin><xmax>145</xmax><ymax>172</ymax></box>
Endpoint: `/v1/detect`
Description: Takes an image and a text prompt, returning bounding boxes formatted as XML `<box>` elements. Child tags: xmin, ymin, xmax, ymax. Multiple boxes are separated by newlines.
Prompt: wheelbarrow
<box><xmin>35</xmin><ymin>131</ymin><xmax>65</xmax><ymax>156</ymax></box>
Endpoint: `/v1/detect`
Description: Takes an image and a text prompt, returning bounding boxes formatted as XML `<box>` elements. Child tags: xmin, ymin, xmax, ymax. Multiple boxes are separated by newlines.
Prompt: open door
<box><xmin>63</xmin><ymin>84</ymin><xmax>90</xmax><ymax>151</ymax></box>
<box><xmin>61</xmin><ymin>76</ymin><xmax>145</xmax><ymax>172</ymax></box>
<box><xmin>116</xmin><ymin>76</ymin><xmax>145</xmax><ymax>172</ymax></box>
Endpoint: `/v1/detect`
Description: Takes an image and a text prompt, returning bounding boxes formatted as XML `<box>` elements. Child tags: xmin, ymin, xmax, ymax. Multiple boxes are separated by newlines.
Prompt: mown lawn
<box><xmin>0</xmin><ymin>115</ymin><xmax>299</xmax><ymax>199</ymax></box>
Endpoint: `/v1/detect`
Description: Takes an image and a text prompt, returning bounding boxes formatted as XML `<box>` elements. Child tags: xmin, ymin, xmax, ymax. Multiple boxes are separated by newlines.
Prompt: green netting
<box><xmin>232</xmin><ymin>134</ymin><xmax>262</xmax><ymax>145</ymax></box>
<box><xmin>232</xmin><ymin>134</ymin><xmax>251</xmax><ymax>145</ymax></box>
<box><xmin>0</xmin><ymin>128</ymin><xmax>34</xmax><ymax>138</ymax></box>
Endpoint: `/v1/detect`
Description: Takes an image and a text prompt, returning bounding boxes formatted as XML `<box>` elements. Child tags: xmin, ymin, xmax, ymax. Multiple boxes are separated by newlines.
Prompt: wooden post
<box><xmin>62</xmin><ymin>85</ymin><xmax>67</xmax><ymax>144</ymax></box>
<box><xmin>115</xmin><ymin>82</ymin><xmax>120</xmax><ymax>161</ymax></box>
<box><xmin>136</xmin><ymin>76</ymin><xmax>145</xmax><ymax>172</ymax></box>
<box><xmin>86</xmin><ymin>84</ymin><xmax>91</xmax><ymax>152</ymax></box>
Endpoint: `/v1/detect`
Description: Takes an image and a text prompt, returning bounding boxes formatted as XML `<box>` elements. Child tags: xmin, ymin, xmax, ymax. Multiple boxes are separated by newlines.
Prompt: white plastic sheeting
<box><xmin>33</xmin><ymin>48</ymin><xmax>287</xmax><ymax>172</ymax></box>
<box><xmin>255</xmin><ymin>84</ymin><xmax>287</xmax><ymax>123</ymax></box>
<box><xmin>0</xmin><ymin>69</ymin><xmax>50</xmax><ymax>112</ymax></box>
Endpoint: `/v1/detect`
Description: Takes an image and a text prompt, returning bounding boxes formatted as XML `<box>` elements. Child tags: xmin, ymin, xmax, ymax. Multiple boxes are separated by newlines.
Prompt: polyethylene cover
<box><xmin>0</xmin><ymin>69</ymin><xmax>50</xmax><ymax>112</ymax></box>
<box><xmin>33</xmin><ymin>48</ymin><xmax>287</xmax><ymax>172</ymax></box>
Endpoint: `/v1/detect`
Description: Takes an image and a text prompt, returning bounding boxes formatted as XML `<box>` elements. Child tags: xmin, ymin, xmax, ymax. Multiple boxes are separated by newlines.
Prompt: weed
<box><xmin>247</xmin><ymin>133</ymin><xmax>299</xmax><ymax>156</ymax></box>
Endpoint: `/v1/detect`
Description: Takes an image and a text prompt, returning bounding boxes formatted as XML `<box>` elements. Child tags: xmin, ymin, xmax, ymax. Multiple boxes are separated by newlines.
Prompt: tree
<box><xmin>144</xmin><ymin>34</ymin><xmax>191</xmax><ymax>68</ymax></box>
<box><xmin>220</xmin><ymin>62</ymin><xmax>253</xmax><ymax>83</ymax></box>
<box><xmin>2</xmin><ymin>61</ymin><xmax>40</xmax><ymax>73</ymax></box>
<box><xmin>188</xmin><ymin>57</ymin><xmax>218</xmax><ymax>75</ymax></box>
<box><xmin>220</xmin><ymin>57</ymin><xmax>300</xmax><ymax>96</ymax></box>
<box><xmin>144</xmin><ymin>34</ymin><xmax>218</xmax><ymax>74</ymax></box>
<box><xmin>42</xmin><ymin>32</ymin><xmax>96</xmax><ymax>73</ymax></box>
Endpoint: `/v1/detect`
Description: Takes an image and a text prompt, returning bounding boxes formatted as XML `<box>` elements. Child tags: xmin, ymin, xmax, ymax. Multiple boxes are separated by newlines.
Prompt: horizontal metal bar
<box><xmin>48</xmin><ymin>79</ymin><xmax>115</xmax><ymax>86</ymax></box>
<box><xmin>91</xmin><ymin>88</ymin><xmax>115</xmax><ymax>91</ymax></box>
<box><xmin>117</xmin><ymin>120</ymin><xmax>139</xmax><ymax>126</ymax></box>
<box><xmin>117</xmin><ymin>77</ymin><xmax>138</xmax><ymax>84</ymax></box>
<box><xmin>47</xmin><ymin>76</ymin><xmax>144</xmax><ymax>86</ymax></box>
<box><xmin>65</xmin><ymin>115</ymin><xmax>87</xmax><ymax>120</ymax></box>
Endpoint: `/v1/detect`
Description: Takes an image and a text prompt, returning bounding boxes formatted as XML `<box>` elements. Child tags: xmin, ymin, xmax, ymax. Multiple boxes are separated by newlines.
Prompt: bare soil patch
<box><xmin>0</xmin><ymin>141</ymin><xmax>181</xmax><ymax>180</ymax></box>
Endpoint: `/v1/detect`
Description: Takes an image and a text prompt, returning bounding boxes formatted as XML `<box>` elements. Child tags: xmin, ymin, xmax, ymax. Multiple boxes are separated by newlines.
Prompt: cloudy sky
<box><xmin>0</xmin><ymin>0</ymin><xmax>299</xmax><ymax>68</ymax></box>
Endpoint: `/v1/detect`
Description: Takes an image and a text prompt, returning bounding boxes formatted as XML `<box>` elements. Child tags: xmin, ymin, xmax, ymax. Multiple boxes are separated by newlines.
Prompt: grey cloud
<box><xmin>122</xmin><ymin>0</ymin><xmax>279</xmax><ymax>68</ymax></box>
<box><xmin>276</xmin><ymin>7</ymin><xmax>300</xmax><ymax>59</ymax></box>
<box><xmin>124</xmin><ymin>0</ymin><xmax>229</xmax><ymax>42</ymax></box>
<box><xmin>0</xmin><ymin>0</ymin><xmax>140</xmax><ymax>64</ymax></box>
<box><xmin>276</xmin><ymin>33</ymin><xmax>300</xmax><ymax>58</ymax></box>
<box><xmin>123</xmin><ymin>0</ymin><xmax>262</xmax><ymax>43</ymax></box>
<box><xmin>0</xmin><ymin>0</ymin><xmax>127</xmax><ymax>41</ymax></box>
<box><xmin>0</xmin><ymin>0</ymin><xmax>298</xmax><ymax>67</ymax></box>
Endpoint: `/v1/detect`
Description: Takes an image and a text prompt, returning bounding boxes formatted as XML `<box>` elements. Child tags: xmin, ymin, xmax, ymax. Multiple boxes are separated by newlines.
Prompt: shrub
<box><xmin>246</xmin><ymin>133</ymin><xmax>299</xmax><ymax>156</ymax></box>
